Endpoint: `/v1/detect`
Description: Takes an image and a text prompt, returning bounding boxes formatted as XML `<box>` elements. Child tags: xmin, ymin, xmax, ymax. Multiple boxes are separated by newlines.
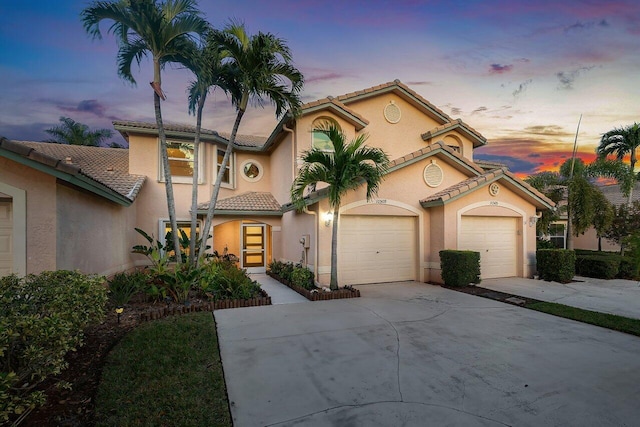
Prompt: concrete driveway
<box><xmin>481</xmin><ymin>276</ymin><xmax>640</xmax><ymax>319</ymax></box>
<box><xmin>215</xmin><ymin>282</ymin><xmax>640</xmax><ymax>426</ymax></box>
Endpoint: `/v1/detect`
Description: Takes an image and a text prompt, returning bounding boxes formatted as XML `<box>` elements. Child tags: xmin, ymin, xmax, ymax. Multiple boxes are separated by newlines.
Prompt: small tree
<box><xmin>45</xmin><ymin>116</ymin><xmax>113</xmax><ymax>146</ymax></box>
<box><xmin>291</xmin><ymin>124</ymin><xmax>389</xmax><ymax>290</ymax></box>
<box><xmin>604</xmin><ymin>201</ymin><xmax>640</xmax><ymax>254</ymax></box>
<box><xmin>597</xmin><ymin>123</ymin><xmax>640</xmax><ymax>205</ymax></box>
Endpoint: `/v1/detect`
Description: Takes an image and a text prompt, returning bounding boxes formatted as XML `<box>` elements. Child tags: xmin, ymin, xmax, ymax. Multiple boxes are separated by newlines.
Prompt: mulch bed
<box><xmin>267</xmin><ymin>271</ymin><xmax>360</xmax><ymax>300</ymax></box>
<box><xmin>22</xmin><ymin>292</ymin><xmax>271</xmax><ymax>426</ymax></box>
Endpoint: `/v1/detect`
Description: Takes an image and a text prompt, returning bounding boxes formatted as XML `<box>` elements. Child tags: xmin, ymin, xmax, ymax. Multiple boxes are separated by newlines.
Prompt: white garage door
<box><xmin>0</xmin><ymin>200</ymin><xmax>13</xmax><ymax>276</ymax></box>
<box><xmin>459</xmin><ymin>216</ymin><xmax>518</xmax><ymax>279</ymax></box>
<box><xmin>339</xmin><ymin>215</ymin><xmax>416</xmax><ymax>285</ymax></box>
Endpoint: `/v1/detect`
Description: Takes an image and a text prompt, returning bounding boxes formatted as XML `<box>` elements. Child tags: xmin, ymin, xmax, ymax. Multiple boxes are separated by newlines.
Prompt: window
<box><xmin>160</xmin><ymin>141</ymin><xmax>202</xmax><ymax>183</ymax></box>
<box><xmin>216</xmin><ymin>149</ymin><xmax>234</xmax><ymax>188</ymax></box>
<box><xmin>548</xmin><ymin>223</ymin><xmax>566</xmax><ymax>249</ymax></box>
<box><xmin>240</xmin><ymin>159</ymin><xmax>263</xmax><ymax>182</ymax></box>
<box><xmin>160</xmin><ymin>220</ymin><xmax>201</xmax><ymax>257</ymax></box>
<box><xmin>312</xmin><ymin>118</ymin><xmax>339</xmax><ymax>152</ymax></box>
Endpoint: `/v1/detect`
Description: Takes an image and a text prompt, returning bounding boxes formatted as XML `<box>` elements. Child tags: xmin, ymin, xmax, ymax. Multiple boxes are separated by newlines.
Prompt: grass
<box><xmin>527</xmin><ymin>301</ymin><xmax>640</xmax><ymax>337</ymax></box>
<box><xmin>94</xmin><ymin>312</ymin><xmax>232</xmax><ymax>426</ymax></box>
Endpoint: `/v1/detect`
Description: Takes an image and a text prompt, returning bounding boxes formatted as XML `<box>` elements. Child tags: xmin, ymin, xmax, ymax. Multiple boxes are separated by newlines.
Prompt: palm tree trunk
<box><xmin>628</xmin><ymin>153</ymin><xmax>636</xmax><ymax>206</ymax></box>
<box><xmin>189</xmin><ymin>98</ymin><xmax>205</xmax><ymax>265</ymax></box>
<box><xmin>155</xmin><ymin>90</ymin><xmax>182</xmax><ymax>266</ymax></box>
<box><xmin>197</xmin><ymin>109</ymin><xmax>245</xmax><ymax>265</ymax></box>
<box><xmin>329</xmin><ymin>205</ymin><xmax>340</xmax><ymax>290</ymax></box>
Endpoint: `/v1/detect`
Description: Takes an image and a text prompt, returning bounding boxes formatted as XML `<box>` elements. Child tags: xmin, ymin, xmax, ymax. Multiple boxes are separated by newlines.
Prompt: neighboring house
<box><xmin>571</xmin><ymin>183</ymin><xmax>640</xmax><ymax>252</ymax></box>
<box><xmin>0</xmin><ymin>80</ymin><xmax>554</xmax><ymax>284</ymax></box>
<box><xmin>0</xmin><ymin>139</ymin><xmax>144</xmax><ymax>276</ymax></box>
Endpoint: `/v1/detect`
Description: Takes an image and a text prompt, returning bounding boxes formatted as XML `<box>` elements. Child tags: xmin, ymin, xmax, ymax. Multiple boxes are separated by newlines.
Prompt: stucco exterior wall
<box><xmin>0</xmin><ymin>157</ymin><xmax>57</xmax><ymax>274</ymax></box>
<box><xmin>56</xmin><ymin>183</ymin><xmax>137</xmax><ymax>276</ymax></box>
<box><xmin>574</xmin><ymin>227</ymin><xmax>621</xmax><ymax>252</ymax></box>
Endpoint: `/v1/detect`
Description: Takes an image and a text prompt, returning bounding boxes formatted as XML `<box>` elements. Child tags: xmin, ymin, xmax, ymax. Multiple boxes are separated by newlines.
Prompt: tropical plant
<box><xmin>184</xmin><ymin>33</ymin><xmax>237</xmax><ymax>265</ymax></box>
<box><xmin>291</xmin><ymin>124</ymin><xmax>389</xmax><ymax>289</ymax></box>
<box><xmin>603</xmin><ymin>201</ymin><xmax>640</xmax><ymax>254</ymax></box>
<box><xmin>45</xmin><ymin>116</ymin><xmax>113</xmax><ymax>146</ymax></box>
<box><xmin>108</xmin><ymin>270</ymin><xmax>148</xmax><ymax>307</ymax></box>
<box><xmin>524</xmin><ymin>171</ymin><xmax>564</xmax><ymax>234</ymax></box>
<box><xmin>197</xmin><ymin>22</ymin><xmax>304</xmax><ymax>262</ymax></box>
<box><xmin>597</xmin><ymin>122</ymin><xmax>640</xmax><ymax>205</ymax></box>
<box><xmin>82</xmin><ymin>0</ymin><xmax>209</xmax><ymax>265</ymax></box>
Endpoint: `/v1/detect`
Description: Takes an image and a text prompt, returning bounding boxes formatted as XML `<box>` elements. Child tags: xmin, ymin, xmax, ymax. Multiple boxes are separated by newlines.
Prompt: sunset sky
<box><xmin>1</xmin><ymin>0</ymin><xmax>638</xmax><ymax>177</ymax></box>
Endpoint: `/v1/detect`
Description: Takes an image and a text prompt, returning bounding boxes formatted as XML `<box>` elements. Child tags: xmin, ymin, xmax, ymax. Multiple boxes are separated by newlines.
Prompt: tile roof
<box><xmin>198</xmin><ymin>192</ymin><xmax>282</xmax><ymax>214</ymax></box>
<box><xmin>0</xmin><ymin>139</ymin><xmax>145</xmax><ymax>203</ymax></box>
<box><xmin>420</xmin><ymin>119</ymin><xmax>487</xmax><ymax>147</ymax></box>
<box><xmin>387</xmin><ymin>141</ymin><xmax>485</xmax><ymax>175</ymax></box>
<box><xmin>599</xmin><ymin>183</ymin><xmax>640</xmax><ymax>206</ymax></box>
<box><xmin>113</xmin><ymin>120</ymin><xmax>266</xmax><ymax>148</ymax></box>
<box><xmin>475</xmin><ymin>160</ymin><xmax>508</xmax><ymax>170</ymax></box>
<box><xmin>335</xmin><ymin>80</ymin><xmax>452</xmax><ymax>123</ymax></box>
<box><xmin>420</xmin><ymin>167</ymin><xmax>554</xmax><ymax>209</ymax></box>
<box><xmin>300</xmin><ymin>97</ymin><xmax>369</xmax><ymax>130</ymax></box>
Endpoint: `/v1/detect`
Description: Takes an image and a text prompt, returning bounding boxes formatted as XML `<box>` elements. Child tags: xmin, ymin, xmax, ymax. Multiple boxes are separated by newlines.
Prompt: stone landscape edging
<box><xmin>266</xmin><ymin>271</ymin><xmax>360</xmax><ymax>300</ymax></box>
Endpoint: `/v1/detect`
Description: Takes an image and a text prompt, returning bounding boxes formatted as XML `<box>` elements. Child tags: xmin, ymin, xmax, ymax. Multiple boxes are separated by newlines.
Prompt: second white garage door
<box><xmin>459</xmin><ymin>216</ymin><xmax>518</xmax><ymax>279</ymax></box>
<box><xmin>339</xmin><ymin>215</ymin><xmax>417</xmax><ymax>285</ymax></box>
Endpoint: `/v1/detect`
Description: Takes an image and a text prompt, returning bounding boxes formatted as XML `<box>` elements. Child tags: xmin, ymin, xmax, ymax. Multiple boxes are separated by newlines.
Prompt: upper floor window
<box><xmin>161</xmin><ymin>141</ymin><xmax>202</xmax><ymax>183</ymax></box>
<box><xmin>216</xmin><ymin>149</ymin><xmax>234</xmax><ymax>188</ymax></box>
<box><xmin>312</xmin><ymin>118</ymin><xmax>340</xmax><ymax>152</ymax></box>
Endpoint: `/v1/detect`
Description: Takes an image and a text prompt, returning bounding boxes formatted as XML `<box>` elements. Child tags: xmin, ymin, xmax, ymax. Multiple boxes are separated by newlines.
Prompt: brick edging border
<box><xmin>266</xmin><ymin>271</ymin><xmax>360</xmax><ymax>301</ymax></box>
<box><xmin>139</xmin><ymin>290</ymin><xmax>272</xmax><ymax>322</ymax></box>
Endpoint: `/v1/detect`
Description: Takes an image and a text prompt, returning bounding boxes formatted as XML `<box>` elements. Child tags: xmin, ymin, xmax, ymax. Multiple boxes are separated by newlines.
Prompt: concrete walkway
<box><xmin>250</xmin><ymin>273</ymin><xmax>308</xmax><ymax>304</ymax></box>
<box><xmin>481</xmin><ymin>276</ymin><xmax>640</xmax><ymax>319</ymax></box>
<box><xmin>216</xmin><ymin>282</ymin><xmax>640</xmax><ymax>426</ymax></box>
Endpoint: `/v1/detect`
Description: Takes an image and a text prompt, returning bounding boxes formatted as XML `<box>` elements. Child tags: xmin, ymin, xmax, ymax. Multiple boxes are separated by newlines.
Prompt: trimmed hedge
<box><xmin>618</xmin><ymin>257</ymin><xmax>640</xmax><ymax>280</ymax></box>
<box><xmin>537</xmin><ymin>249</ymin><xmax>575</xmax><ymax>283</ymax></box>
<box><xmin>439</xmin><ymin>250</ymin><xmax>481</xmax><ymax>287</ymax></box>
<box><xmin>575</xmin><ymin>255</ymin><xmax>620</xmax><ymax>279</ymax></box>
<box><xmin>1</xmin><ymin>271</ymin><xmax>108</xmax><ymax>424</ymax></box>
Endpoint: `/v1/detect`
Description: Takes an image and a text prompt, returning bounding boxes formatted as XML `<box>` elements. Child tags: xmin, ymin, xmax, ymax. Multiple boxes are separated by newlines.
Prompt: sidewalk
<box><xmin>250</xmin><ymin>273</ymin><xmax>308</xmax><ymax>304</ymax></box>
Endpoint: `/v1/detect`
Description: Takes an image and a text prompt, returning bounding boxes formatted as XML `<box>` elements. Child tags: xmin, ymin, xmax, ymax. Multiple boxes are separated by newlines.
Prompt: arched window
<box><xmin>312</xmin><ymin>118</ymin><xmax>340</xmax><ymax>152</ymax></box>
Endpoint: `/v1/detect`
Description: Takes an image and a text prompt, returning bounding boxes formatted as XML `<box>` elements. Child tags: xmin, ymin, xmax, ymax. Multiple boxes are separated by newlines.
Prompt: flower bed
<box><xmin>267</xmin><ymin>271</ymin><xmax>360</xmax><ymax>301</ymax></box>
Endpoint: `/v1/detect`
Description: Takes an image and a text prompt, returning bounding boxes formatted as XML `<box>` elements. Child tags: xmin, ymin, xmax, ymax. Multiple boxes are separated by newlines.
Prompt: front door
<box><xmin>242</xmin><ymin>224</ymin><xmax>266</xmax><ymax>273</ymax></box>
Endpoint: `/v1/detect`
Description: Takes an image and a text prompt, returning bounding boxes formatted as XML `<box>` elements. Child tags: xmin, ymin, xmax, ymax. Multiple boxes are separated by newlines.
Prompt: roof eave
<box><xmin>196</xmin><ymin>208</ymin><xmax>282</xmax><ymax>216</ymax></box>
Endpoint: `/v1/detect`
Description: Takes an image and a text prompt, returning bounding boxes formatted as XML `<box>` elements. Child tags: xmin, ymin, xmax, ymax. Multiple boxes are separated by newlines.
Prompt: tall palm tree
<box><xmin>45</xmin><ymin>116</ymin><xmax>113</xmax><ymax>146</ymax></box>
<box><xmin>597</xmin><ymin>122</ymin><xmax>640</xmax><ymax>205</ymax></box>
<box><xmin>291</xmin><ymin>124</ymin><xmax>389</xmax><ymax>290</ymax></box>
<box><xmin>184</xmin><ymin>34</ymin><xmax>237</xmax><ymax>265</ymax></box>
<box><xmin>197</xmin><ymin>23</ymin><xmax>304</xmax><ymax>261</ymax></box>
<box><xmin>82</xmin><ymin>0</ymin><xmax>208</xmax><ymax>265</ymax></box>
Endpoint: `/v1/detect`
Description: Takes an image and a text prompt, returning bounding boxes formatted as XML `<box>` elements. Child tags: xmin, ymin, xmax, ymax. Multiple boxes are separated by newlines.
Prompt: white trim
<box><xmin>215</xmin><ymin>148</ymin><xmax>235</xmax><ymax>189</ymax></box>
<box><xmin>340</xmin><ymin>198</ymin><xmax>425</xmax><ymax>283</ymax></box>
<box><xmin>0</xmin><ymin>183</ymin><xmax>25</xmax><ymax>276</ymax></box>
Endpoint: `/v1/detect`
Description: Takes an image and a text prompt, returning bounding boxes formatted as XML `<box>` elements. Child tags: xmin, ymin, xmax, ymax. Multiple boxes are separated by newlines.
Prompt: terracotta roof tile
<box><xmin>113</xmin><ymin>120</ymin><xmax>266</xmax><ymax>148</ymax></box>
<box><xmin>198</xmin><ymin>192</ymin><xmax>281</xmax><ymax>213</ymax></box>
<box><xmin>300</xmin><ymin>98</ymin><xmax>369</xmax><ymax>128</ymax></box>
<box><xmin>420</xmin><ymin>169</ymin><xmax>507</xmax><ymax>204</ymax></box>
<box><xmin>598</xmin><ymin>183</ymin><xmax>640</xmax><ymax>206</ymax></box>
<box><xmin>388</xmin><ymin>141</ymin><xmax>485</xmax><ymax>175</ymax></box>
<box><xmin>2</xmin><ymin>140</ymin><xmax>145</xmax><ymax>201</ymax></box>
<box><xmin>421</xmin><ymin>119</ymin><xmax>487</xmax><ymax>146</ymax></box>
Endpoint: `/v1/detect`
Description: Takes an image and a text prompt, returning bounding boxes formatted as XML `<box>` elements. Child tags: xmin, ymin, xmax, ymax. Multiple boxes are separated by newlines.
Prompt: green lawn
<box><xmin>94</xmin><ymin>312</ymin><xmax>232</xmax><ymax>426</ymax></box>
<box><xmin>527</xmin><ymin>301</ymin><xmax>640</xmax><ymax>337</ymax></box>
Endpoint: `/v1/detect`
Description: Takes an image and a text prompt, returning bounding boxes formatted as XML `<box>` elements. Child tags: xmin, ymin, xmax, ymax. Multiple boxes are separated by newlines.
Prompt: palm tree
<box><xmin>45</xmin><ymin>116</ymin><xmax>113</xmax><ymax>146</ymax></box>
<box><xmin>184</xmin><ymin>34</ymin><xmax>237</xmax><ymax>264</ymax></box>
<box><xmin>197</xmin><ymin>23</ymin><xmax>304</xmax><ymax>261</ymax></box>
<box><xmin>82</xmin><ymin>0</ymin><xmax>208</xmax><ymax>265</ymax></box>
<box><xmin>291</xmin><ymin>124</ymin><xmax>389</xmax><ymax>290</ymax></box>
<box><xmin>597</xmin><ymin>122</ymin><xmax>640</xmax><ymax>205</ymax></box>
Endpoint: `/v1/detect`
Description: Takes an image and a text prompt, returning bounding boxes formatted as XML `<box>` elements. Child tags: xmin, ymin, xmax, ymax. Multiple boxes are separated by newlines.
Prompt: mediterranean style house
<box><xmin>0</xmin><ymin>80</ymin><xmax>555</xmax><ymax>285</ymax></box>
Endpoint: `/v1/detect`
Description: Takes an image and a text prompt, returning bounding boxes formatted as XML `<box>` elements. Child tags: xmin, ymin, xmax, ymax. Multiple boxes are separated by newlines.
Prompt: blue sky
<box><xmin>1</xmin><ymin>0</ymin><xmax>639</xmax><ymax>176</ymax></box>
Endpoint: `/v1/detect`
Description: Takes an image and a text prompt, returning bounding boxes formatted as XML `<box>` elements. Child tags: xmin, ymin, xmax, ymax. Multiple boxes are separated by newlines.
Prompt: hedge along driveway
<box><xmin>216</xmin><ymin>282</ymin><xmax>640</xmax><ymax>426</ymax></box>
<box><xmin>480</xmin><ymin>276</ymin><xmax>640</xmax><ymax>320</ymax></box>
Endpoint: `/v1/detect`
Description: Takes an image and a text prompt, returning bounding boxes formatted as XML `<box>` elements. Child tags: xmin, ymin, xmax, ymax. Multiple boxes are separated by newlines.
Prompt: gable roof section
<box><xmin>387</xmin><ymin>141</ymin><xmax>485</xmax><ymax>176</ymax></box>
<box><xmin>197</xmin><ymin>191</ymin><xmax>282</xmax><ymax>216</ymax></box>
<box><xmin>421</xmin><ymin>119</ymin><xmax>487</xmax><ymax>148</ymax></box>
<box><xmin>336</xmin><ymin>80</ymin><xmax>452</xmax><ymax>124</ymax></box>
<box><xmin>300</xmin><ymin>97</ymin><xmax>369</xmax><ymax>130</ymax></box>
<box><xmin>0</xmin><ymin>139</ymin><xmax>145</xmax><ymax>206</ymax></box>
<box><xmin>420</xmin><ymin>167</ymin><xmax>555</xmax><ymax>210</ymax></box>
<box><xmin>113</xmin><ymin>120</ymin><xmax>266</xmax><ymax>150</ymax></box>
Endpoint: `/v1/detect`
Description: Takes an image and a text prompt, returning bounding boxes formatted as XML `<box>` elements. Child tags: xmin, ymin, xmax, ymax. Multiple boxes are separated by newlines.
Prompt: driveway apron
<box><xmin>215</xmin><ymin>282</ymin><xmax>640</xmax><ymax>426</ymax></box>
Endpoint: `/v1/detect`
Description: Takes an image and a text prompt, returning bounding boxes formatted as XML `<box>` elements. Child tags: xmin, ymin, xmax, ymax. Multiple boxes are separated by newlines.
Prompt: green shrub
<box><xmin>268</xmin><ymin>260</ymin><xmax>285</xmax><ymax>276</ymax></box>
<box><xmin>197</xmin><ymin>261</ymin><xmax>261</xmax><ymax>300</ymax></box>
<box><xmin>618</xmin><ymin>257</ymin><xmax>640</xmax><ymax>280</ymax></box>
<box><xmin>536</xmin><ymin>238</ymin><xmax>557</xmax><ymax>250</ymax></box>
<box><xmin>575</xmin><ymin>255</ymin><xmax>620</xmax><ymax>279</ymax></box>
<box><xmin>0</xmin><ymin>271</ymin><xmax>108</xmax><ymax>423</ymax></box>
<box><xmin>291</xmin><ymin>266</ymin><xmax>315</xmax><ymax>289</ymax></box>
<box><xmin>537</xmin><ymin>249</ymin><xmax>575</xmax><ymax>283</ymax></box>
<box><xmin>439</xmin><ymin>250</ymin><xmax>481</xmax><ymax>287</ymax></box>
<box><xmin>108</xmin><ymin>270</ymin><xmax>148</xmax><ymax>307</ymax></box>
<box><xmin>279</xmin><ymin>262</ymin><xmax>295</xmax><ymax>282</ymax></box>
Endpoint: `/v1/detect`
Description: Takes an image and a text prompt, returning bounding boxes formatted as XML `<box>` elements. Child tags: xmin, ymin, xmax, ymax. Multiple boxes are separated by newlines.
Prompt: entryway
<box><xmin>242</xmin><ymin>223</ymin><xmax>266</xmax><ymax>273</ymax></box>
<box><xmin>0</xmin><ymin>198</ymin><xmax>12</xmax><ymax>276</ymax></box>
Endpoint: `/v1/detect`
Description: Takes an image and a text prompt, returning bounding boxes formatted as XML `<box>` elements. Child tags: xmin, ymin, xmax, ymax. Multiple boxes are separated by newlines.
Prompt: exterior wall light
<box><xmin>324</xmin><ymin>212</ymin><xmax>333</xmax><ymax>227</ymax></box>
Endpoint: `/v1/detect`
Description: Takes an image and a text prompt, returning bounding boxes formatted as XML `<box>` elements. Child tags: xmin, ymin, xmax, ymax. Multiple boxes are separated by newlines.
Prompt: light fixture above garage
<box><xmin>323</xmin><ymin>212</ymin><xmax>333</xmax><ymax>227</ymax></box>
